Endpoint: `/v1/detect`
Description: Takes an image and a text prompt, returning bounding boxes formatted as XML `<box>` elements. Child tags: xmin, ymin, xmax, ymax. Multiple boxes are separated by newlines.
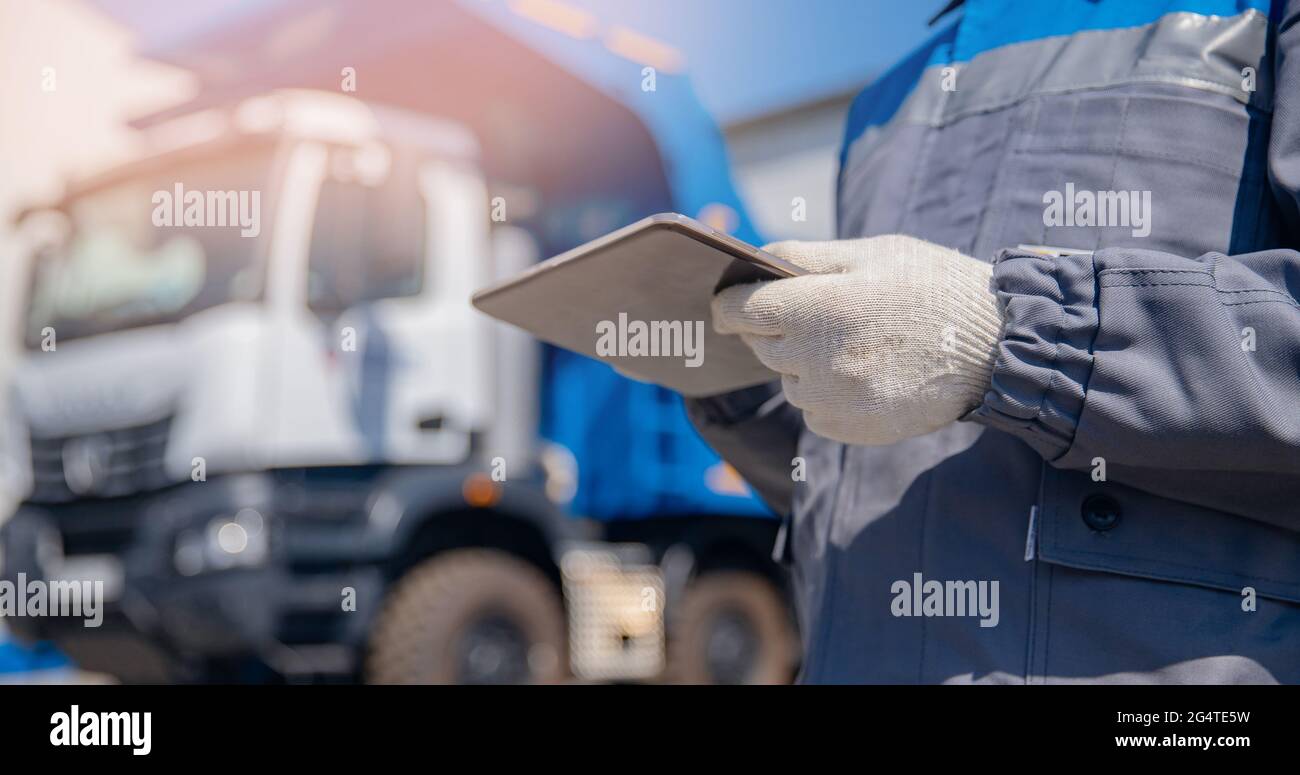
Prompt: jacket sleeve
<box><xmin>971</xmin><ymin>1</ymin><xmax>1300</xmax><ymax>530</ymax></box>
<box><xmin>685</xmin><ymin>382</ymin><xmax>802</xmax><ymax>517</ymax></box>
<box><xmin>969</xmin><ymin>244</ymin><xmax>1300</xmax><ymax>522</ymax></box>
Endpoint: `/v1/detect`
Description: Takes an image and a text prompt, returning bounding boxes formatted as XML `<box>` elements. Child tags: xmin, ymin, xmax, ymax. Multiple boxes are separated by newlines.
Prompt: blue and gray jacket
<box><xmin>689</xmin><ymin>0</ymin><xmax>1300</xmax><ymax>682</ymax></box>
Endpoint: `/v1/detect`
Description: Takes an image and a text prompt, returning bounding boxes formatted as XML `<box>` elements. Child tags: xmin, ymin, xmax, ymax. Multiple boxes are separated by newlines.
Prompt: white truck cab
<box><xmin>13</xmin><ymin>91</ymin><xmax>496</xmax><ymax>491</ymax></box>
<box><xmin>0</xmin><ymin>91</ymin><xmax>590</xmax><ymax>684</ymax></box>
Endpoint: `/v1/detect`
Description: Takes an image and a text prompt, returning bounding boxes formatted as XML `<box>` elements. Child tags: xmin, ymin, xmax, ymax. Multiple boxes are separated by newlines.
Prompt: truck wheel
<box><xmin>366</xmin><ymin>549</ymin><xmax>566</xmax><ymax>684</ymax></box>
<box><xmin>668</xmin><ymin>571</ymin><xmax>797</xmax><ymax>685</ymax></box>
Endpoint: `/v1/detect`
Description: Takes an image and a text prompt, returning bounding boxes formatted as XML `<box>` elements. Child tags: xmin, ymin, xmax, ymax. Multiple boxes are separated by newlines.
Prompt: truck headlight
<box><xmin>174</xmin><ymin>508</ymin><xmax>268</xmax><ymax>575</ymax></box>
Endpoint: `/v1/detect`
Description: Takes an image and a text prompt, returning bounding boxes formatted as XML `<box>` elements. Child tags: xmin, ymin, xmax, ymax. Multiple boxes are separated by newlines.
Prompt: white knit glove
<box><xmin>712</xmin><ymin>235</ymin><xmax>1004</xmax><ymax>446</ymax></box>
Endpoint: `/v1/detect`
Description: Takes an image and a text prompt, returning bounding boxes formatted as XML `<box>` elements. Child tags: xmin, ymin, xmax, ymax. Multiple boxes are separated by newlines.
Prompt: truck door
<box><xmin>334</xmin><ymin>153</ymin><xmax>492</xmax><ymax>465</ymax></box>
<box><xmin>269</xmin><ymin>139</ymin><xmax>490</xmax><ymax>467</ymax></box>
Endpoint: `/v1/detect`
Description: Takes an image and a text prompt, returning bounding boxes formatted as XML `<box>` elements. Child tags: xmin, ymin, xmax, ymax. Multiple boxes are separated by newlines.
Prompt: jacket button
<box><xmin>1081</xmin><ymin>494</ymin><xmax>1121</xmax><ymax>532</ymax></box>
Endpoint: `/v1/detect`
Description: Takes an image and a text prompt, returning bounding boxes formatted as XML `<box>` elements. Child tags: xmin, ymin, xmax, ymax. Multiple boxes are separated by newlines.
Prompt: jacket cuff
<box><xmin>685</xmin><ymin>381</ymin><xmax>783</xmax><ymax>428</ymax></box>
<box><xmin>967</xmin><ymin>248</ymin><xmax>1099</xmax><ymax>460</ymax></box>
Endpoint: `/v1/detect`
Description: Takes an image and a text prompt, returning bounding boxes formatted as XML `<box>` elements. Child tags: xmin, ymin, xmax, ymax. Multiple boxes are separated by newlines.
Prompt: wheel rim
<box><xmin>703</xmin><ymin>606</ymin><xmax>761</xmax><ymax>684</ymax></box>
<box><xmin>453</xmin><ymin>612</ymin><xmax>533</xmax><ymax>684</ymax></box>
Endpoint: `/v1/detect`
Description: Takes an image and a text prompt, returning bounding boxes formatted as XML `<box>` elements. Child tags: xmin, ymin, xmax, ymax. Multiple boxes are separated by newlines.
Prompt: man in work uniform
<box><xmin>689</xmin><ymin>0</ymin><xmax>1300</xmax><ymax>682</ymax></box>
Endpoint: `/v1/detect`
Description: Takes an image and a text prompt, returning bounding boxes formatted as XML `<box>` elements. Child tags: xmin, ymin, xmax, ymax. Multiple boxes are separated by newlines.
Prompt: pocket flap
<box><xmin>1037</xmin><ymin>469</ymin><xmax>1300</xmax><ymax>604</ymax></box>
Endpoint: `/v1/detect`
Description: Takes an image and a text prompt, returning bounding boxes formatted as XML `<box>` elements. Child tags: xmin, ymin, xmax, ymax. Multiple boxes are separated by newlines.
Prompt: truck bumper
<box><xmin>0</xmin><ymin>474</ymin><xmax>383</xmax><ymax>682</ymax></box>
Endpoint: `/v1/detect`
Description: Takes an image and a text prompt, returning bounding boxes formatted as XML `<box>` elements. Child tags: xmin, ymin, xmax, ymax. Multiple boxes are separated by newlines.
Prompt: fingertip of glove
<box><xmin>710</xmin><ymin>283</ymin><xmax>750</xmax><ymax>333</ymax></box>
<box><xmin>761</xmin><ymin>240</ymin><xmax>858</xmax><ymax>274</ymax></box>
<box><xmin>711</xmin><ymin>280</ymin><xmax>786</xmax><ymax>335</ymax></box>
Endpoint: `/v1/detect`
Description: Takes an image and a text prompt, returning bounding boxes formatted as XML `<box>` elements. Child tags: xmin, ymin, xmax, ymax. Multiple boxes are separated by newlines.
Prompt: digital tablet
<box><xmin>471</xmin><ymin>213</ymin><xmax>807</xmax><ymax>396</ymax></box>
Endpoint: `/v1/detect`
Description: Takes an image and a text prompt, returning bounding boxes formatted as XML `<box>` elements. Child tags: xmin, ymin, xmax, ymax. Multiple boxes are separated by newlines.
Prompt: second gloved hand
<box><xmin>712</xmin><ymin>235</ymin><xmax>1004</xmax><ymax>446</ymax></box>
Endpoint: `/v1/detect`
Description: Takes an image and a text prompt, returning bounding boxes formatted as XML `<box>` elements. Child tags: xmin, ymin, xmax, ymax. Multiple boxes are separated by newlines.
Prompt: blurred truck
<box><xmin>0</xmin><ymin>1</ymin><xmax>797</xmax><ymax>684</ymax></box>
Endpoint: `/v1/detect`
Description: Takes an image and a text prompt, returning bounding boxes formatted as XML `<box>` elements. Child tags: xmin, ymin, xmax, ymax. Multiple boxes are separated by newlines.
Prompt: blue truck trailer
<box><xmin>0</xmin><ymin>0</ymin><xmax>797</xmax><ymax>683</ymax></box>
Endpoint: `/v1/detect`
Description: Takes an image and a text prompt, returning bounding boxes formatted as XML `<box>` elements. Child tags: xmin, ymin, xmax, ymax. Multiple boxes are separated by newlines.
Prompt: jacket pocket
<box><xmin>1038</xmin><ymin>468</ymin><xmax>1300</xmax><ymax>602</ymax></box>
<box><xmin>1027</xmin><ymin>467</ymin><xmax>1300</xmax><ymax>683</ymax></box>
<box><xmin>985</xmin><ymin>86</ymin><xmax>1257</xmax><ymax>260</ymax></box>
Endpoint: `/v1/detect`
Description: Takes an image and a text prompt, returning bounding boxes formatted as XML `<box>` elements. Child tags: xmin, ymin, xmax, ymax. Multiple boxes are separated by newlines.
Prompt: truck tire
<box><xmin>668</xmin><ymin>570</ymin><xmax>798</xmax><ymax>685</ymax></box>
<box><xmin>366</xmin><ymin>549</ymin><xmax>566</xmax><ymax>684</ymax></box>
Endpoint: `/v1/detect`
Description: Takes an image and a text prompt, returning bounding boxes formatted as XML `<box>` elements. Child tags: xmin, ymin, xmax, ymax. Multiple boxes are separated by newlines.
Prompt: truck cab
<box><xmin>17</xmin><ymin>91</ymin><xmax>497</xmax><ymax>477</ymax></box>
<box><xmin>4</xmin><ymin>90</ymin><xmax>558</xmax><ymax>681</ymax></box>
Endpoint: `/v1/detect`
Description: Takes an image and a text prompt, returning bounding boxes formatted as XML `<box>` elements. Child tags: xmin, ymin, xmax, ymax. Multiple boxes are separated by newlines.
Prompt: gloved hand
<box><xmin>712</xmin><ymin>235</ymin><xmax>1004</xmax><ymax>446</ymax></box>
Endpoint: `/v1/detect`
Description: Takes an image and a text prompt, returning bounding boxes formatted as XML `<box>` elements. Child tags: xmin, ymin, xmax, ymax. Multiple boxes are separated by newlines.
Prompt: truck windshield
<box><xmin>24</xmin><ymin>145</ymin><xmax>273</xmax><ymax>347</ymax></box>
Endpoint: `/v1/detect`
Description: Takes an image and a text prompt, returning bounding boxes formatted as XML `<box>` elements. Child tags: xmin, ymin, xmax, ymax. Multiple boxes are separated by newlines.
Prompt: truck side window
<box><xmin>307</xmin><ymin>150</ymin><xmax>425</xmax><ymax>313</ymax></box>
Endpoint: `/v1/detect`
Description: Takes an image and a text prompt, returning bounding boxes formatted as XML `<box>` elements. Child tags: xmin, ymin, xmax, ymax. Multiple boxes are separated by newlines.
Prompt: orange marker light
<box><xmin>462</xmin><ymin>473</ymin><xmax>501</xmax><ymax>508</ymax></box>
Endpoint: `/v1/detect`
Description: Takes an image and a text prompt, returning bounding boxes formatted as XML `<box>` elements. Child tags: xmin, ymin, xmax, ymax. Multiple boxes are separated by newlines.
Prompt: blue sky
<box><xmin>559</xmin><ymin>0</ymin><xmax>938</xmax><ymax>123</ymax></box>
<box><xmin>92</xmin><ymin>0</ymin><xmax>939</xmax><ymax>125</ymax></box>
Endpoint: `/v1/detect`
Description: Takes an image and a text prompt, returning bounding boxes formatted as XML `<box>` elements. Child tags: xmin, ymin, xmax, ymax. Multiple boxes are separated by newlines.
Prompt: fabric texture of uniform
<box><xmin>688</xmin><ymin>0</ymin><xmax>1300</xmax><ymax>683</ymax></box>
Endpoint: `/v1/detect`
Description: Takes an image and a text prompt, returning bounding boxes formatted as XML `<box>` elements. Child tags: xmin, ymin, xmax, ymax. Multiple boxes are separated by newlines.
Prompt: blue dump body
<box><xmin>460</xmin><ymin>1</ymin><xmax>774</xmax><ymax>521</ymax></box>
<box><xmin>543</xmin><ymin>354</ymin><xmax>770</xmax><ymax>520</ymax></box>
